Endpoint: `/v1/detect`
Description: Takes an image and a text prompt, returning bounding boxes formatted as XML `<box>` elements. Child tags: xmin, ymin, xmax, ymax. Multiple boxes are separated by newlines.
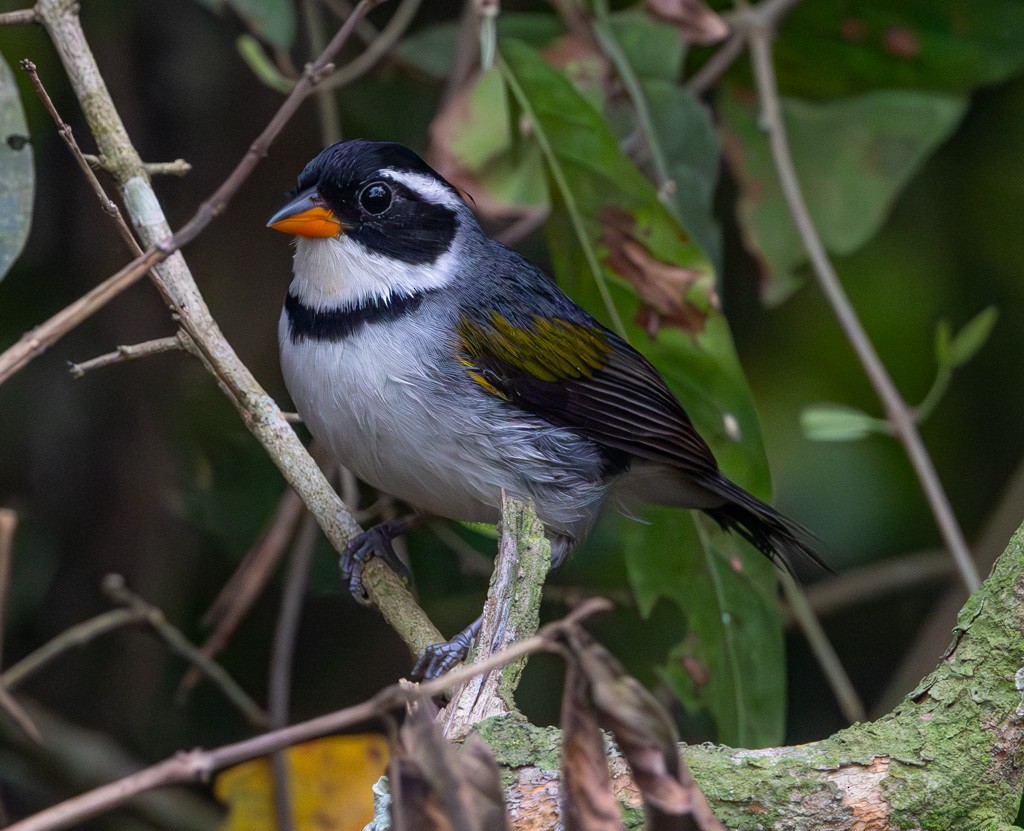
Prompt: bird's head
<box><xmin>268</xmin><ymin>140</ymin><xmax>472</xmax><ymax>306</ymax></box>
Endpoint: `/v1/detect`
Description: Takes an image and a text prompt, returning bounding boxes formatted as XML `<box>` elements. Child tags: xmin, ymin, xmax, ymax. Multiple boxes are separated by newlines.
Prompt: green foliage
<box><xmin>936</xmin><ymin>306</ymin><xmax>999</xmax><ymax>370</ymax></box>
<box><xmin>721</xmin><ymin>88</ymin><xmax>967</xmax><ymax>304</ymax></box>
<box><xmin>0</xmin><ymin>52</ymin><xmax>33</xmax><ymax>284</ymax></box>
<box><xmin>771</xmin><ymin>0</ymin><xmax>1024</xmax><ymax>98</ymax></box>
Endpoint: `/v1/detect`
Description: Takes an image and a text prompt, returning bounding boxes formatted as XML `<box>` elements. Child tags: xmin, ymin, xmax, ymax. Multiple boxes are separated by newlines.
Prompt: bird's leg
<box><xmin>342</xmin><ymin>513</ymin><xmax>428</xmax><ymax>603</ymax></box>
<box><xmin>409</xmin><ymin>616</ymin><xmax>482</xmax><ymax>681</ymax></box>
<box><xmin>407</xmin><ymin>532</ymin><xmax>577</xmax><ymax>680</ymax></box>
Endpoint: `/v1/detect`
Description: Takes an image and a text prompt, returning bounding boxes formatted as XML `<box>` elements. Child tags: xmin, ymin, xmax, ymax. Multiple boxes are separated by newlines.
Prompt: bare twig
<box><xmin>318</xmin><ymin>0</ymin><xmax>380</xmax><ymax>43</ymax></box>
<box><xmin>101</xmin><ymin>575</ymin><xmax>270</xmax><ymax>728</ymax></box>
<box><xmin>788</xmin><ymin>549</ymin><xmax>952</xmax><ymax>624</ymax></box>
<box><xmin>4</xmin><ymin>601</ymin><xmax>609</xmax><ymax>831</ymax></box>
<box><xmin>779</xmin><ymin>573</ymin><xmax>864</xmax><ymax>723</ymax></box>
<box><xmin>302</xmin><ymin>0</ymin><xmax>342</xmax><ymax>144</ymax></box>
<box><xmin>1</xmin><ymin>609</ymin><xmax>147</xmax><ymax>690</ymax></box>
<box><xmin>0</xmin><ymin>9</ymin><xmax>35</xmax><ymax>24</ymax></box>
<box><xmin>0</xmin><ymin>249</ymin><xmax>163</xmax><ymax>386</ymax></box>
<box><xmin>0</xmin><ymin>508</ymin><xmax>18</xmax><ymax>667</ymax></box>
<box><xmin>68</xmin><ymin>334</ymin><xmax>186</xmax><ymax>378</ymax></box>
<box><xmin>744</xmin><ymin>20</ymin><xmax>980</xmax><ymax>592</ymax></box>
<box><xmin>82</xmin><ymin>154</ymin><xmax>192</xmax><ymax>178</ymax></box>
<box><xmin>319</xmin><ymin>0</ymin><xmax>424</xmax><ymax>90</ymax></box>
<box><xmin>266</xmin><ymin>512</ymin><xmax>319</xmax><ymax>831</ymax></box>
<box><xmin>685</xmin><ymin>33</ymin><xmax>743</xmax><ymax>95</ymax></box>
<box><xmin>0</xmin><ymin>685</ymin><xmax>40</xmax><ymax>743</ymax></box>
<box><xmin>194</xmin><ymin>486</ymin><xmax>306</xmax><ymax>662</ymax></box>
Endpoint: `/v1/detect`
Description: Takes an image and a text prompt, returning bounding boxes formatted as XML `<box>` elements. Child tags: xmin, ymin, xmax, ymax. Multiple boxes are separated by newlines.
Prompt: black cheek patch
<box><xmin>353</xmin><ymin>202</ymin><xmax>458</xmax><ymax>265</ymax></box>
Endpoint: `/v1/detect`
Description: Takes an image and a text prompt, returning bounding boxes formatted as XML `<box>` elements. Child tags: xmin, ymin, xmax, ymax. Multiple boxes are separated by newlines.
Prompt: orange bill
<box><xmin>267</xmin><ymin>188</ymin><xmax>343</xmax><ymax>238</ymax></box>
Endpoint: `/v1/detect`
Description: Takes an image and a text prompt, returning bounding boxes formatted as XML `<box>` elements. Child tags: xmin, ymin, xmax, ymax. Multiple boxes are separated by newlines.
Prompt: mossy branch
<box><xmin>480</xmin><ymin>521</ymin><xmax>1024</xmax><ymax>829</ymax></box>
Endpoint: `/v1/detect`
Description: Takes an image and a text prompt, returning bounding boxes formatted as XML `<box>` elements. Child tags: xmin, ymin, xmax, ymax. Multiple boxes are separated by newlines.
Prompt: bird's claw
<box><xmin>340</xmin><ymin>523</ymin><xmax>413</xmax><ymax>606</ymax></box>
<box><xmin>409</xmin><ymin>617</ymin><xmax>482</xmax><ymax>681</ymax></box>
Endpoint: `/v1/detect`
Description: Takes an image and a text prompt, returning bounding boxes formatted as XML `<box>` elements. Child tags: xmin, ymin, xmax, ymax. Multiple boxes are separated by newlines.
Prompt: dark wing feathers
<box><xmin>455</xmin><ymin>305</ymin><xmax>829</xmax><ymax>572</ymax></box>
<box><xmin>456</xmin><ymin>310</ymin><xmax>721</xmax><ymax>477</ymax></box>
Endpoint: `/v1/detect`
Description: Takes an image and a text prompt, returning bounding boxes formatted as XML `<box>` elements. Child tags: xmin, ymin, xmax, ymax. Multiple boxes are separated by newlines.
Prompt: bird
<box><xmin>267</xmin><ymin>139</ymin><xmax>824</xmax><ymax>678</ymax></box>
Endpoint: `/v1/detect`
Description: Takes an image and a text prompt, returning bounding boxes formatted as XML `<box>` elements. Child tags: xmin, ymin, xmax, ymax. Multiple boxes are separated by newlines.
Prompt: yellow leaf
<box><xmin>215</xmin><ymin>734</ymin><xmax>389</xmax><ymax>831</ymax></box>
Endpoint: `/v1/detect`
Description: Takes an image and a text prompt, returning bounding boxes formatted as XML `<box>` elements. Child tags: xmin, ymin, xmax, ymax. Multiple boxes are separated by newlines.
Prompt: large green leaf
<box><xmin>598</xmin><ymin>10</ymin><xmax>723</xmax><ymax>276</ymax></box>
<box><xmin>500</xmin><ymin>39</ymin><xmax>784</xmax><ymax>744</ymax></box>
<box><xmin>623</xmin><ymin>510</ymin><xmax>784</xmax><ymax>748</ymax></box>
<box><xmin>768</xmin><ymin>0</ymin><xmax>1024</xmax><ymax>98</ymax></box>
<box><xmin>0</xmin><ymin>52</ymin><xmax>33</xmax><ymax>284</ymax></box>
<box><xmin>721</xmin><ymin>87</ymin><xmax>967</xmax><ymax>304</ymax></box>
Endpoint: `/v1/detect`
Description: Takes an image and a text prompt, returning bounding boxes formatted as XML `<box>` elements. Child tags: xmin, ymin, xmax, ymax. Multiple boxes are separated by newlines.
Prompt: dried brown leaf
<box><xmin>565</xmin><ymin>630</ymin><xmax>727</xmax><ymax>831</ymax></box>
<box><xmin>645</xmin><ymin>0</ymin><xmax>729</xmax><ymax>45</ymax></box>
<box><xmin>560</xmin><ymin>661</ymin><xmax>625</xmax><ymax>831</ymax></box>
<box><xmin>601</xmin><ymin>206</ymin><xmax>716</xmax><ymax>336</ymax></box>
<box><xmin>389</xmin><ymin>697</ymin><xmax>509</xmax><ymax>831</ymax></box>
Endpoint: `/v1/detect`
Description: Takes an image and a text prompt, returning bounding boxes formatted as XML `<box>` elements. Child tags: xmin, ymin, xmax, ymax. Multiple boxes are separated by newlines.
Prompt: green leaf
<box><xmin>595</xmin><ymin>11</ymin><xmax>723</xmax><ymax>272</ymax></box>
<box><xmin>194</xmin><ymin>0</ymin><xmax>295</xmax><ymax>49</ymax></box>
<box><xmin>721</xmin><ymin>88</ymin><xmax>967</xmax><ymax>304</ymax></box>
<box><xmin>623</xmin><ymin>510</ymin><xmax>785</xmax><ymax>748</ymax></box>
<box><xmin>800</xmin><ymin>404</ymin><xmax>889</xmax><ymax>442</ymax></box>
<box><xmin>0</xmin><ymin>52</ymin><xmax>33</xmax><ymax>284</ymax></box>
<box><xmin>500</xmin><ymin>39</ymin><xmax>785</xmax><ymax>743</ymax></box>
<box><xmin>770</xmin><ymin>0</ymin><xmax>1024</xmax><ymax>99</ymax></box>
<box><xmin>947</xmin><ymin>306</ymin><xmax>998</xmax><ymax>368</ymax></box>
<box><xmin>397</xmin><ymin>13</ymin><xmax>565</xmax><ymax>79</ymax></box>
<box><xmin>606</xmin><ymin>9</ymin><xmax>685</xmax><ymax>82</ymax></box>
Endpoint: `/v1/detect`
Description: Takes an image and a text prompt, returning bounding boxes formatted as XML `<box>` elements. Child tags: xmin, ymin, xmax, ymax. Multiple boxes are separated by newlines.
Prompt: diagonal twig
<box><xmin>68</xmin><ymin>334</ymin><xmax>188</xmax><ymax>378</ymax></box>
<box><xmin>744</xmin><ymin>17</ymin><xmax>980</xmax><ymax>592</ymax></box>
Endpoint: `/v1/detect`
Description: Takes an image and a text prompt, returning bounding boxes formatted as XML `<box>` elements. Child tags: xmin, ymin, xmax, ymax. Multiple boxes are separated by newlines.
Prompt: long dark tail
<box><xmin>700</xmin><ymin>474</ymin><xmax>830</xmax><ymax>574</ymax></box>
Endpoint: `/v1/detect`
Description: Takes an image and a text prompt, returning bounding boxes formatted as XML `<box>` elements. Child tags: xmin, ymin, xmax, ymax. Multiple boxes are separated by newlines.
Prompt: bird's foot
<box><xmin>341</xmin><ymin>516</ymin><xmax>420</xmax><ymax>605</ymax></box>
<box><xmin>410</xmin><ymin>617</ymin><xmax>483</xmax><ymax>681</ymax></box>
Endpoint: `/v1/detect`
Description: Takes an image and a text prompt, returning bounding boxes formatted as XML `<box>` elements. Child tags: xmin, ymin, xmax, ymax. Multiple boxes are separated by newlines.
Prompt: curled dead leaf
<box><xmin>560</xmin><ymin>661</ymin><xmax>626</xmax><ymax>831</ymax></box>
<box><xmin>601</xmin><ymin>206</ymin><xmax>718</xmax><ymax>337</ymax></box>
<box><xmin>564</xmin><ymin>629</ymin><xmax>728</xmax><ymax>831</ymax></box>
<box><xmin>645</xmin><ymin>0</ymin><xmax>729</xmax><ymax>46</ymax></box>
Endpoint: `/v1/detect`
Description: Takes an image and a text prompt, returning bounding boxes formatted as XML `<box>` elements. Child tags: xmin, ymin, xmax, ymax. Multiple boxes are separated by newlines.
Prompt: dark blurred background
<box><xmin>1</xmin><ymin>0</ymin><xmax>1023</xmax><ymax>825</ymax></box>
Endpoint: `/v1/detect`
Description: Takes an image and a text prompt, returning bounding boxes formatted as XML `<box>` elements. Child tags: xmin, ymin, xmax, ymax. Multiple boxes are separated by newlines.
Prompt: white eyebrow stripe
<box><xmin>383</xmin><ymin>169</ymin><xmax>462</xmax><ymax>210</ymax></box>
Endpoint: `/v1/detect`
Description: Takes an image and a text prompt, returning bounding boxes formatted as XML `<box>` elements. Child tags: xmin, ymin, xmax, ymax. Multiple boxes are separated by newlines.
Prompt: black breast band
<box><xmin>285</xmin><ymin>291</ymin><xmax>425</xmax><ymax>343</ymax></box>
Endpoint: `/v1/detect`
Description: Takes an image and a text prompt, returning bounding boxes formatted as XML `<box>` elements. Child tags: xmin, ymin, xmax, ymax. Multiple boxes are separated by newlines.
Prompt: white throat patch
<box><xmin>289</xmin><ymin>233</ymin><xmax>457</xmax><ymax>310</ymax></box>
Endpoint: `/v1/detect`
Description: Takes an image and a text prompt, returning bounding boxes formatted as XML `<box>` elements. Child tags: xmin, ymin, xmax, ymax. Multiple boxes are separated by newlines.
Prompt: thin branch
<box><xmin>788</xmin><ymin>549</ymin><xmax>952</xmax><ymax>624</ymax></box>
<box><xmin>779</xmin><ymin>573</ymin><xmax>864</xmax><ymax>723</ymax></box>
<box><xmin>169</xmin><ymin>0</ymin><xmax>386</xmax><ymax>249</ymax></box>
<box><xmin>82</xmin><ymin>154</ymin><xmax>192</xmax><ymax>178</ymax></box>
<box><xmin>0</xmin><ymin>508</ymin><xmax>18</xmax><ymax>667</ymax></box>
<box><xmin>1</xmin><ymin>609</ymin><xmax>146</xmax><ymax>690</ymax></box>
<box><xmin>0</xmin><ymin>685</ymin><xmax>40</xmax><ymax>743</ymax></box>
<box><xmin>302</xmin><ymin>0</ymin><xmax>342</xmax><ymax>144</ymax></box>
<box><xmin>68</xmin><ymin>334</ymin><xmax>186</xmax><ymax>378</ymax></box>
<box><xmin>4</xmin><ymin>601</ymin><xmax>609</xmax><ymax>831</ymax></box>
<box><xmin>685</xmin><ymin>33</ymin><xmax>743</xmax><ymax>95</ymax></box>
<box><xmin>267</xmin><ymin>513</ymin><xmax>319</xmax><ymax>831</ymax></box>
<box><xmin>0</xmin><ymin>9</ymin><xmax>35</xmax><ymax>24</ymax></box>
<box><xmin>744</xmin><ymin>20</ymin><xmax>981</xmax><ymax>592</ymax></box>
<box><xmin>319</xmin><ymin>0</ymin><xmax>424</xmax><ymax>91</ymax></box>
<box><xmin>101</xmin><ymin>575</ymin><xmax>270</xmax><ymax>729</ymax></box>
<box><xmin>0</xmin><ymin>249</ymin><xmax>163</xmax><ymax>386</ymax></box>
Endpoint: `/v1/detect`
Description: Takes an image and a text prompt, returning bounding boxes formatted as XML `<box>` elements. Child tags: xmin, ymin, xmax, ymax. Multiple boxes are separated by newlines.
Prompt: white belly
<box><xmin>279</xmin><ymin>312</ymin><xmax>502</xmax><ymax>523</ymax></box>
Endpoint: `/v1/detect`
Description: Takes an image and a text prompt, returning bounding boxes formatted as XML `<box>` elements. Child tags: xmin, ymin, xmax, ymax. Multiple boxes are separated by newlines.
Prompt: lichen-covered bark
<box><xmin>480</xmin><ymin>524</ymin><xmax>1024</xmax><ymax>830</ymax></box>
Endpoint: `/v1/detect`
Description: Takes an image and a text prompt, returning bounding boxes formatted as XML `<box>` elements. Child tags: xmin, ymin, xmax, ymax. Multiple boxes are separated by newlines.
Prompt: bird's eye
<box><xmin>359</xmin><ymin>181</ymin><xmax>393</xmax><ymax>215</ymax></box>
